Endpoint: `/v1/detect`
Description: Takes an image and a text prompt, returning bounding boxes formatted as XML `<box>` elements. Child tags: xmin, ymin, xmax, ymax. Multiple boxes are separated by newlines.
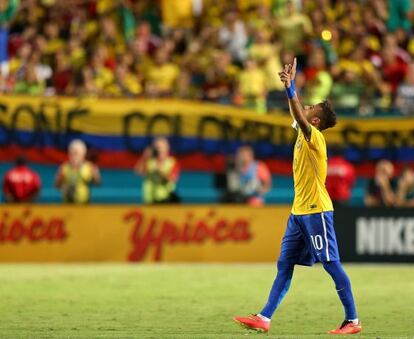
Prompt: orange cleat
<box><xmin>328</xmin><ymin>320</ymin><xmax>362</xmax><ymax>335</ymax></box>
<box><xmin>233</xmin><ymin>314</ymin><xmax>270</xmax><ymax>333</ymax></box>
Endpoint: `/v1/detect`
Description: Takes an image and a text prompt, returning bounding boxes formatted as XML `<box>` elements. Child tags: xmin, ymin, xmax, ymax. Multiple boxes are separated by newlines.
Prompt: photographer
<box><xmin>222</xmin><ymin>145</ymin><xmax>271</xmax><ymax>206</ymax></box>
<box><xmin>55</xmin><ymin>139</ymin><xmax>101</xmax><ymax>204</ymax></box>
<box><xmin>134</xmin><ymin>137</ymin><xmax>180</xmax><ymax>204</ymax></box>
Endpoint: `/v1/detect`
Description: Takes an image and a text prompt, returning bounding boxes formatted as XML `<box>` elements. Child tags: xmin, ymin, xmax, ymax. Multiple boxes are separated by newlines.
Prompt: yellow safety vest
<box><xmin>143</xmin><ymin>157</ymin><xmax>177</xmax><ymax>203</ymax></box>
<box><xmin>61</xmin><ymin>162</ymin><xmax>93</xmax><ymax>204</ymax></box>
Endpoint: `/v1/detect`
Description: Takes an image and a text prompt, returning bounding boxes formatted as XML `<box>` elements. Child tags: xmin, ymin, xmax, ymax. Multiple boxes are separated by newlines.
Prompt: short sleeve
<box><xmin>169</xmin><ymin>158</ymin><xmax>180</xmax><ymax>182</ymax></box>
<box><xmin>257</xmin><ymin>162</ymin><xmax>271</xmax><ymax>185</ymax></box>
<box><xmin>306</xmin><ymin>125</ymin><xmax>325</xmax><ymax>152</ymax></box>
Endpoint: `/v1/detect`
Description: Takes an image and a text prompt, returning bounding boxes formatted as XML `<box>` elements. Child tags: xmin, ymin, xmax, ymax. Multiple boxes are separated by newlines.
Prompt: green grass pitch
<box><xmin>0</xmin><ymin>264</ymin><xmax>413</xmax><ymax>338</ymax></box>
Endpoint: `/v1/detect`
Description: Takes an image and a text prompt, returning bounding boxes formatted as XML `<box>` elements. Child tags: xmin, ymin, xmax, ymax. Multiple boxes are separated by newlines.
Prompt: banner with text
<box><xmin>0</xmin><ymin>205</ymin><xmax>289</xmax><ymax>262</ymax></box>
<box><xmin>0</xmin><ymin>96</ymin><xmax>413</xmax><ymax>175</ymax></box>
<box><xmin>334</xmin><ymin>207</ymin><xmax>414</xmax><ymax>263</ymax></box>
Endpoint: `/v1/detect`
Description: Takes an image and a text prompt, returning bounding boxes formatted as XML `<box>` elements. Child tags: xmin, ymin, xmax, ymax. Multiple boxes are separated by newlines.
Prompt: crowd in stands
<box><xmin>0</xmin><ymin>0</ymin><xmax>413</xmax><ymax>115</ymax></box>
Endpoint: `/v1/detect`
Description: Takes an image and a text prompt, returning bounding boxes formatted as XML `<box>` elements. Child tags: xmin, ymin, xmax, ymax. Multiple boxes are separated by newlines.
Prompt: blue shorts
<box><xmin>278</xmin><ymin>211</ymin><xmax>340</xmax><ymax>266</ymax></box>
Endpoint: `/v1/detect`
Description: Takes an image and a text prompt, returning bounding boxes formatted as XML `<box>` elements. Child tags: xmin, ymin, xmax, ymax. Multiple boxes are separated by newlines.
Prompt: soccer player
<box><xmin>234</xmin><ymin>58</ymin><xmax>362</xmax><ymax>335</ymax></box>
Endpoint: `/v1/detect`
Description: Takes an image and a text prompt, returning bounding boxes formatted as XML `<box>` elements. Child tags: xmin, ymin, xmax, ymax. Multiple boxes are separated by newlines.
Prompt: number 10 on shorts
<box><xmin>310</xmin><ymin>235</ymin><xmax>324</xmax><ymax>250</ymax></box>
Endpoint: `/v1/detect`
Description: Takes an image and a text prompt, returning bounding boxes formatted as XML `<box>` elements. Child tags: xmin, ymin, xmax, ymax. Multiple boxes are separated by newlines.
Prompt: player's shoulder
<box><xmin>310</xmin><ymin>124</ymin><xmax>323</xmax><ymax>135</ymax></box>
<box><xmin>310</xmin><ymin>124</ymin><xmax>326</xmax><ymax>141</ymax></box>
<box><xmin>306</xmin><ymin>125</ymin><xmax>327</xmax><ymax>154</ymax></box>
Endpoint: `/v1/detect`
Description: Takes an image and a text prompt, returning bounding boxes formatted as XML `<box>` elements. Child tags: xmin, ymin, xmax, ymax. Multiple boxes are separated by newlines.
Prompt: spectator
<box><xmin>365</xmin><ymin>160</ymin><xmax>397</xmax><ymax>207</ymax></box>
<box><xmin>202</xmin><ymin>68</ymin><xmax>231</xmax><ymax>104</ymax></box>
<box><xmin>276</xmin><ymin>0</ymin><xmax>312</xmax><ymax>54</ymax></box>
<box><xmin>161</xmin><ymin>0</ymin><xmax>194</xmax><ymax>30</ymax></box>
<box><xmin>396</xmin><ymin>62</ymin><xmax>414</xmax><ymax>115</ymax></box>
<box><xmin>110</xmin><ymin>63</ymin><xmax>142</xmax><ymax>97</ymax></box>
<box><xmin>326</xmin><ymin>148</ymin><xmax>356</xmax><ymax>207</ymax></box>
<box><xmin>4</xmin><ymin>41</ymin><xmax>31</xmax><ymax>91</ymax></box>
<box><xmin>13</xmin><ymin>58</ymin><xmax>45</xmax><ymax>95</ymax></box>
<box><xmin>237</xmin><ymin>58</ymin><xmax>267</xmax><ymax>113</ymax></box>
<box><xmin>134</xmin><ymin>137</ymin><xmax>180</xmax><ymax>204</ymax></box>
<box><xmin>387</xmin><ymin>0</ymin><xmax>412</xmax><ymax>33</ymax></box>
<box><xmin>383</xmin><ymin>32</ymin><xmax>411</xmax><ymax>65</ymax></box>
<box><xmin>44</xmin><ymin>21</ymin><xmax>64</xmax><ymax>57</ymax></box>
<box><xmin>380</xmin><ymin>46</ymin><xmax>408</xmax><ymax>102</ymax></box>
<box><xmin>68</xmin><ymin>37</ymin><xmax>86</xmax><ymax>71</ymax></box>
<box><xmin>51</xmin><ymin>50</ymin><xmax>72</xmax><ymax>95</ymax></box>
<box><xmin>1</xmin><ymin>0</ymin><xmax>414</xmax><ymax>113</ymax></box>
<box><xmin>223</xmin><ymin>145</ymin><xmax>271</xmax><ymax>206</ymax></box>
<box><xmin>218</xmin><ymin>11</ymin><xmax>248</xmax><ymax>64</ymax></box>
<box><xmin>0</xmin><ymin>0</ymin><xmax>19</xmax><ymax>75</ymax></box>
<box><xmin>89</xmin><ymin>48</ymin><xmax>115</xmax><ymax>96</ymax></box>
<box><xmin>2</xmin><ymin>156</ymin><xmax>41</xmax><ymax>202</ymax></box>
<box><xmin>145</xmin><ymin>48</ymin><xmax>179</xmax><ymax>97</ymax></box>
<box><xmin>248</xmin><ymin>29</ymin><xmax>284</xmax><ymax>97</ymax></box>
<box><xmin>330</xmin><ymin>70</ymin><xmax>365</xmax><ymax>113</ymax></box>
<box><xmin>303</xmin><ymin>48</ymin><xmax>332</xmax><ymax>105</ymax></box>
<box><xmin>396</xmin><ymin>166</ymin><xmax>414</xmax><ymax>207</ymax></box>
<box><xmin>201</xmin><ymin>51</ymin><xmax>236</xmax><ymax>104</ymax></box>
<box><xmin>131</xmin><ymin>22</ymin><xmax>160</xmax><ymax>57</ymax></box>
<box><xmin>134</xmin><ymin>0</ymin><xmax>162</xmax><ymax>36</ymax></box>
<box><xmin>55</xmin><ymin>139</ymin><xmax>101</xmax><ymax>204</ymax></box>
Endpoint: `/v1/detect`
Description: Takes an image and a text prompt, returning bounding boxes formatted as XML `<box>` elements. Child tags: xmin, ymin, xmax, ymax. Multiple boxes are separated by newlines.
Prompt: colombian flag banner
<box><xmin>0</xmin><ymin>96</ymin><xmax>413</xmax><ymax>175</ymax></box>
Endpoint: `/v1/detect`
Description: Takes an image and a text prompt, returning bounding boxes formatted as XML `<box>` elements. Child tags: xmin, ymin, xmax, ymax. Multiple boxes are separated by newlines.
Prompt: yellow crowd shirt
<box><xmin>147</xmin><ymin>63</ymin><xmax>179</xmax><ymax>92</ymax></box>
<box><xmin>291</xmin><ymin>124</ymin><xmax>333</xmax><ymax>215</ymax></box>
<box><xmin>161</xmin><ymin>0</ymin><xmax>193</xmax><ymax>28</ymax></box>
<box><xmin>239</xmin><ymin>68</ymin><xmax>266</xmax><ymax>97</ymax></box>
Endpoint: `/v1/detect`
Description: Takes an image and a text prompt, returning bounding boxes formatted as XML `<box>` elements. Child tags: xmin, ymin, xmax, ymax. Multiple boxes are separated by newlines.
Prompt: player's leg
<box><xmin>323</xmin><ymin>261</ymin><xmax>358</xmax><ymax>318</ymax></box>
<box><xmin>259</xmin><ymin>214</ymin><xmax>309</xmax><ymax>320</ymax></box>
<box><xmin>323</xmin><ymin>261</ymin><xmax>361</xmax><ymax>334</ymax></box>
<box><xmin>259</xmin><ymin>260</ymin><xmax>294</xmax><ymax>319</ymax></box>
<box><xmin>233</xmin><ymin>261</ymin><xmax>294</xmax><ymax>332</ymax></box>
<box><xmin>303</xmin><ymin>212</ymin><xmax>361</xmax><ymax>334</ymax></box>
<box><xmin>234</xmin><ymin>214</ymin><xmax>307</xmax><ymax>332</ymax></box>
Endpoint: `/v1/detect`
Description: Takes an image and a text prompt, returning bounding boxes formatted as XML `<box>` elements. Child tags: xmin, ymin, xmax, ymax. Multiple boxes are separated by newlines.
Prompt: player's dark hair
<box><xmin>319</xmin><ymin>100</ymin><xmax>337</xmax><ymax>131</ymax></box>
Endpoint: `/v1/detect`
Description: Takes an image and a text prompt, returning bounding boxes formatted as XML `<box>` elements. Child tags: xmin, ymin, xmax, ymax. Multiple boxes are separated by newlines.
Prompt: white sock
<box><xmin>257</xmin><ymin>314</ymin><xmax>271</xmax><ymax>322</ymax></box>
<box><xmin>348</xmin><ymin>318</ymin><xmax>359</xmax><ymax>324</ymax></box>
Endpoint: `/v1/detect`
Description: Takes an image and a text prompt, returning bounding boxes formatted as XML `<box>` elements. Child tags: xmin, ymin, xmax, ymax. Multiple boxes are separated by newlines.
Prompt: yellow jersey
<box><xmin>147</xmin><ymin>63</ymin><xmax>179</xmax><ymax>92</ymax></box>
<box><xmin>291</xmin><ymin>124</ymin><xmax>333</xmax><ymax>215</ymax></box>
<box><xmin>239</xmin><ymin>68</ymin><xmax>266</xmax><ymax>97</ymax></box>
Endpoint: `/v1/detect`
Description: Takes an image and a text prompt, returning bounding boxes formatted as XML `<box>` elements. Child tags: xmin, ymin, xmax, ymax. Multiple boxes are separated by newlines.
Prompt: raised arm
<box><xmin>279</xmin><ymin>58</ymin><xmax>311</xmax><ymax>140</ymax></box>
